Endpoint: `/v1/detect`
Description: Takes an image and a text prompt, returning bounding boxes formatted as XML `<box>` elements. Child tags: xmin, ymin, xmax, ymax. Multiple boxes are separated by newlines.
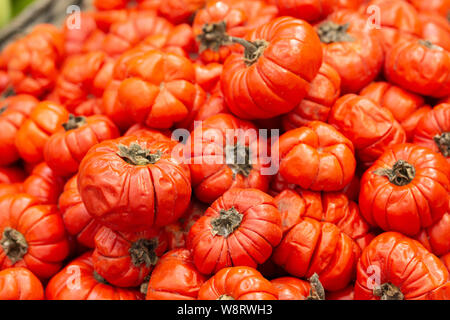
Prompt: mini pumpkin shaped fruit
<box><xmin>0</xmin><ymin>94</ymin><xmax>39</xmax><ymax>166</ymax></box>
<box><xmin>78</xmin><ymin>136</ymin><xmax>191</xmax><ymax>232</ymax></box>
<box><xmin>385</xmin><ymin>38</ymin><xmax>450</xmax><ymax>98</ymax></box>
<box><xmin>413</xmin><ymin>103</ymin><xmax>450</xmax><ymax>164</ymax></box>
<box><xmin>22</xmin><ymin>162</ymin><xmax>65</xmax><ymax>205</ymax></box>
<box><xmin>359</xmin><ymin>81</ymin><xmax>426</xmax><ymax>139</ymax></box>
<box><xmin>0</xmin><ymin>267</ymin><xmax>44</xmax><ymax>300</ymax></box>
<box><xmin>103</xmin><ymin>49</ymin><xmax>206</xmax><ymax>131</ymax></box>
<box><xmin>46</xmin><ymin>252</ymin><xmax>143</xmax><ymax>300</ymax></box>
<box><xmin>15</xmin><ymin>101</ymin><xmax>69</xmax><ymax>164</ymax></box>
<box><xmin>355</xmin><ymin>232</ymin><xmax>450</xmax><ymax>300</ymax></box>
<box><xmin>2</xmin><ymin>24</ymin><xmax>64</xmax><ymax>97</ymax></box>
<box><xmin>328</xmin><ymin>94</ymin><xmax>406</xmax><ymax>165</ymax></box>
<box><xmin>44</xmin><ymin>114</ymin><xmax>120</xmax><ymax>177</ymax></box>
<box><xmin>146</xmin><ymin>249</ymin><xmax>206</xmax><ymax>300</ymax></box>
<box><xmin>274</xmin><ymin>189</ymin><xmax>374</xmax><ymax>250</ymax></box>
<box><xmin>419</xmin><ymin>13</ymin><xmax>450</xmax><ymax>52</ymax></box>
<box><xmin>0</xmin><ymin>194</ymin><xmax>70</xmax><ymax>279</ymax></box>
<box><xmin>102</xmin><ymin>11</ymin><xmax>174</xmax><ymax>57</ymax></box>
<box><xmin>219</xmin><ymin>16</ymin><xmax>322</xmax><ymax>119</ymax></box>
<box><xmin>361</xmin><ymin>0</ymin><xmax>421</xmax><ymax>53</ymax></box>
<box><xmin>274</xmin><ymin>121</ymin><xmax>356</xmax><ymax>191</ymax></box>
<box><xmin>55</xmin><ymin>51</ymin><xmax>114</xmax><ymax>112</ymax></box>
<box><xmin>316</xmin><ymin>13</ymin><xmax>383</xmax><ymax>93</ymax></box>
<box><xmin>359</xmin><ymin>143</ymin><xmax>450</xmax><ymax>236</ymax></box>
<box><xmin>186</xmin><ymin>113</ymin><xmax>270</xmax><ymax>203</ymax></box>
<box><xmin>271</xmin><ymin>274</ymin><xmax>325</xmax><ymax>300</ymax></box>
<box><xmin>198</xmin><ymin>266</ymin><xmax>278</xmax><ymax>300</ymax></box>
<box><xmin>187</xmin><ymin>188</ymin><xmax>282</xmax><ymax>275</ymax></box>
<box><xmin>92</xmin><ymin>226</ymin><xmax>168</xmax><ymax>288</ymax></box>
<box><xmin>59</xmin><ymin>175</ymin><xmax>102</xmax><ymax>249</ymax></box>
<box><xmin>273</xmin><ymin>217</ymin><xmax>361</xmax><ymax>291</ymax></box>
<box><xmin>282</xmin><ymin>63</ymin><xmax>341</xmax><ymax>130</ymax></box>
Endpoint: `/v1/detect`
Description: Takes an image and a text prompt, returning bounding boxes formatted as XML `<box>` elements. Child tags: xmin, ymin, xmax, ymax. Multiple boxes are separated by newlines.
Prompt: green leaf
<box><xmin>0</xmin><ymin>0</ymin><xmax>12</xmax><ymax>28</ymax></box>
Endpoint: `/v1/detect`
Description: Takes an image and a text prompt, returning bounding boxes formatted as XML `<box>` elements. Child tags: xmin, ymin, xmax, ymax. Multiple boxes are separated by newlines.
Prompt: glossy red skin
<box><xmin>124</xmin><ymin>123</ymin><xmax>172</xmax><ymax>141</ymax></box>
<box><xmin>93</xmin><ymin>226</ymin><xmax>168</xmax><ymax>287</ymax></box>
<box><xmin>0</xmin><ymin>267</ymin><xmax>44</xmax><ymax>300</ymax></box>
<box><xmin>360</xmin><ymin>81</ymin><xmax>425</xmax><ymax>135</ymax></box>
<box><xmin>355</xmin><ymin>232</ymin><xmax>450</xmax><ymax>300</ymax></box>
<box><xmin>15</xmin><ymin>101</ymin><xmax>69</xmax><ymax>164</ymax></box>
<box><xmin>275</xmin><ymin>0</ymin><xmax>351</xmax><ymax>22</ymax></box>
<box><xmin>136</xmin><ymin>23</ymin><xmax>196</xmax><ymax>59</ymax></box>
<box><xmin>362</xmin><ymin>0</ymin><xmax>421</xmax><ymax>54</ymax></box>
<box><xmin>94</xmin><ymin>0</ymin><xmax>128</xmax><ymax>10</ymax></box>
<box><xmin>187</xmin><ymin>114</ymin><xmax>270</xmax><ymax>203</ymax></box>
<box><xmin>198</xmin><ymin>266</ymin><xmax>278</xmax><ymax>300</ymax></box>
<box><xmin>2</xmin><ymin>24</ymin><xmax>63</xmax><ymax>97</ymax></box>
<box><xmin>273</xmin><ymin>217</ymin><xmax>361</xmax><ymax>291</ymax></box>
<box><xmin>0</xmin><ymin>183</ymin><xmax>22</xmax><ymax>198</ymax></box>
<box><xmin>22</xmin><ymin>162</ymin><xmax>65</xmax><ymax>205</ymax></box>
<box><xmin>408</xmin><ymin>0</ymin><xmax>450</xmax><ymax>17</ymax></box>
<box><xmin>46</xmin><ymin>252</ymin><xmax>143</xmax><ymax>300</ymax></box>
<box><xmin>419</xmin><ymin>13</ymin><xmax>450</xmax><ymax>52</ymax></box>
<box><xmin>274</xmin><ymin>189</ymin><xmax>374</xmax><ymax>250</ymax></box>
<box><xmin>73</xmin><ymin>98</ymin><xmax>103</xmax><ymax>117</ymax></box>
<box><xmin>44</xmin><ymin>114</ymin><xmax>120</xmax><ymax>177</ymax></box>
<box><xmin>442</xmin><ymin>253</ymin><xmax>450</xmax><ymax>272</ymax></box>
<box><xmin>188</xmin><ymin>188</ymin><xmax>282</xmax><ymax>275</ymax></box>
<box><xmin>59</xmin><ymin>175</ymin><xmax>102</xmax><ymax>249</ymax></box>
<box><xmin>401</xmin><ymin>105</ymin><xmax>433</xmax><ymax>141</ymax></box>
<box><xmin>78</xmin><ymin>136</ymin><xmax>191</xmax><ymax>232</ymax></box>
<box><xmin>328</xmin><ymin>94</ymin><xmax>406</xmax><ymax>165</ymax></box>
<box><xmin>339</xmin><ymin>174</ymin><xmax>360</xmax><ymax>202</ymax></box>
<box><xmin>415</xmin><ymin>211</ymin><xmax>450</xmax><ymax>257</ymax></box>
<box><xmin>55</xmin><ymin>52</ymin><xmax>113</xmax><ymax>112</ymax></box>
<box><xmin>0</xmin><ymin>165</ymin><xmax>27</xmax><ymax>183</ymax></box>
<box><xmin>146</xmin><ymin>249</ymin><xmax>206</xmax><ymax>300</ymax></box>
<box><xmin>63</xmin><ymin>13</ymin><xmax>99</xmax><ymax>56</ymax></box>
<box><xmin>359</xmin><ymin>144</ymin><xmax>450</xmax><ymax>236</ymax></box>
<box><xmin>194</xmin><ymin>63</ymin><xmax>223</xmax><ymax>93</ymax></box>
<box><xmin>193</xmin><ymin>87</ymin><xmax>229</xmax><ymax>128</ymax></box>
<box><xmin>0</xmin><ymin>95</ymin><xmax>39</xmax><ymax>166</ymax></box>
<box><xmin>271</xmin><ymin>277</ymin><xmax>311</xmax><ymax>300</ymax></box>
<box><xmin>103</xmin><ymin>50</ymin><xmax>206</xmax><ymax>131</ymax></box>
<box><xmin>283</xmin><ymin>63</ymin><xmax>340</xmax><ymax>130</ymax></box>
<box><xmin>326</xmin><ymin>285</ymin><xmax>354</xmax><ymax>300</ymax></box>
<box><xmin>385</xmin><ymin>39</ymin><xmax>450</xmax><ymax>98</ymax></box>
<box><xmin>102</xmin><ymin>11</ymin><xmax>173</xmax><ymax>57</ymax></box>
<box><xmin>221</xmin><ymin>16</ymin><xmax>323</xmax><ymax>120</ymax></box>
<box><xmin>413</xmin><ymin>103</ymin><xmax>450</xmax><ymax>164</ymax></box>
<box><xmin>318</xmin><ymin>17</ymin><xmax>384</xmax><ymax>94</ymax></box>
<box><xmin>0</xmin><ymin>194</ymin><xmax>70</xmax><ymax>279</ymax></box>
<box><xmin>275</xmin><ymin>121</ymin><xmax>356</xmax><ymax>191</ymax></box>
<box><xmin>157</xmin><ymin>0</ymin><xmax>206</xmax><ymax>25</ymax></box>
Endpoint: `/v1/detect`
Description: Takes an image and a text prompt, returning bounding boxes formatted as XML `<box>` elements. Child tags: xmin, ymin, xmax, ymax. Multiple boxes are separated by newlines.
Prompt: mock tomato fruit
<box><xmin>359</xmin><ymin>143</ymin><xmax>450</xmax><ymax>236</ymax></box>
<box><xmin>78</xmin><ymin>136</ymin><xmax>191</xmax><ymax>232</ymax></box>
<box><xmin>355</xmin><ymin>232</ymin><xmax>450</xmax><ymax>300</ymax></box>
<box><xmin>187</xmin><ymin>188</ymin><xmax>282</xmax><ymax>275</ymax></box>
